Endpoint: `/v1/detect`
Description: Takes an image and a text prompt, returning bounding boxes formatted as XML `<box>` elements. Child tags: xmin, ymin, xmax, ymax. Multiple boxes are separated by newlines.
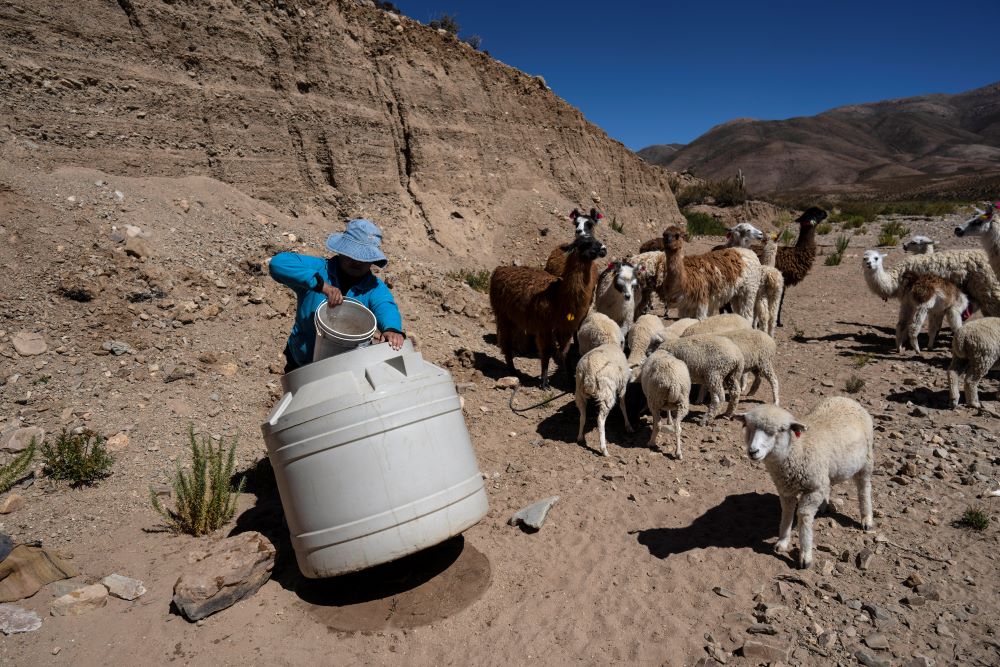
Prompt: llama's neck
<box><xmin>863</xmin><ymin>264</ymin><xmax>897</xmax><ymax>299</ymax></box>
<box><xmin>981</xmin><ymin>224</ymin><xmax>1000</xmax><ymax>275</ymax></box>
<box><xmin>796</xmin><ymin>224</ymin><xmax>816</xmax><ymax>249</ymax></box>
<box><xmin>557</xmin><ymin>251</ymin><xmax>596</xmax><ymax>312</ymax></box>
<box><xmin>663</xmin><ymin>246</ymin><xmax>688</xmax><ymax>297</ymax></box>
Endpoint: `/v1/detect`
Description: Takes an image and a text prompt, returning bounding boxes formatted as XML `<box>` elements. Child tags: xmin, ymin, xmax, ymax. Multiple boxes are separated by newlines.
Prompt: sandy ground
<box><xmin>1</xmin><ymin>167</ymin><xmax>999</xmax><ymax>666</ymax></box>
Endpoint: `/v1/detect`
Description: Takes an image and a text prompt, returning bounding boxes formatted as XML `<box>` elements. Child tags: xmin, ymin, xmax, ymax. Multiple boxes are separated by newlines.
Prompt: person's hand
<box><xmin>321</xmin><ymin>284</ymin><xmax>344</xmax><ymax>307</ymax></box>
<box><xmin>374</xmin><ymin>331</ymin><xmax>405</xmax><ymax>350</ymax></box>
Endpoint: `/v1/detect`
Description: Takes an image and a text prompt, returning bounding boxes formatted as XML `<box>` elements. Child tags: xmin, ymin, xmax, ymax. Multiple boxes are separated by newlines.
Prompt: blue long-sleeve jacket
<box><xmin>269</xmin><ymin>252</ymin><xmax>403</xmax><ymax>367</ymax></box>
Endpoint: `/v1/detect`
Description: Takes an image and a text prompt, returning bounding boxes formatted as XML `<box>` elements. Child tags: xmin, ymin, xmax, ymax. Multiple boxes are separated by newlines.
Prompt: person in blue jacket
<box><xmin>269</xmin><ymin>218</ymin><xmax>405</xmax><ymax>372</ymax></box>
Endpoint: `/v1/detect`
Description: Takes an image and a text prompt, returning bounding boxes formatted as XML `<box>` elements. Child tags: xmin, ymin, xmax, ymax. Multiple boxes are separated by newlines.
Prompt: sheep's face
<box><xmin>735</xmin><ymin>409</ymin><xmax>806</xmax><ymax>461</ymax></box>
<box><xmin>902</xmin><ymin>236</ymin><xmax>934</xmax><ymax>254</ymax></box>
<box><xmin>862</xmin><ymin>250</ymin><xmax>885</xmax><ymax>272</ymax></box>
<box><xmin>955</xmin><ymin>204</ymin><xmax>996</xmax><ymax>238</ymax></box>
<box><xmin>614</xmin><ymin>262</ymin><xmax>638</xmax><ymax>301</ymax></box>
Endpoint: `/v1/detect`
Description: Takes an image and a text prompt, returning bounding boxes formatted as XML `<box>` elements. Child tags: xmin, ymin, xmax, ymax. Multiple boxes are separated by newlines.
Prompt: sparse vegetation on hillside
<box><xmin>778</xmin><ymin>227</ymin><xmax>796</xmax><ymax>246</ymax></box>
<box><xmin>815</xmin><ymin>222</ymin><xmax>833</xmax><ymax>235</ymax></box>
<box><xmin>41</xmin><ymin>431</ymin><xmax>114</xmax><ymax>486</ymax></box>
<box><xmin>877</xmin><ymin>220</ymin><xmax>912</xmax><ymax>247</ymax></box>
<box><xmin>683</xmin><ymin>211</ymin><xmax>727</xmax><ymax>237</ymax></box>
<box><xmin>844</xmin><ymin>375</ymin><xmax>865</xmax><ymax>393</ymax></box>
<box><xmin>428</xmin><ymin>13</ymin><xmax>460</xmax><ymax>35</ymax></box>
<box><xmin>448</xmin><ymin>268</ymin><xmax>491</xmax><ymax>293</ymax></box>
<box><xmin>0</xmin><ymin>440</ymin><xmax>36</xmax><ymax>494</ymax></box>
<box><xmin>957</xmin><ymin>506</ymin><xmax>990</xmax><ymax>531</ymax></box>
<box><xmin>151</xmin><ymin>429</ymin><xmax>244</xmax><ymax>536</ymax></box>
<box><xmin>675</xmin><ymin>173</ymin><xmax>748</xmax><ymax>208</ymax></box>
<box><xmin>825</xmin><ymin>235</ymin><xmax>850</xmax><ymax>266</ymax></box>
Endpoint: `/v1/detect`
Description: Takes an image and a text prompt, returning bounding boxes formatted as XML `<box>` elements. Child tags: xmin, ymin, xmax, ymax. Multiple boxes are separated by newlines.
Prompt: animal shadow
<box><xmin>535</xmin><ymin>389</ymin><xmax>647</xmax><ymax>454</ymax></box>
<box><xmin>635</xmin><ymin>492</ymin><xmax>791</xmax><ymax>564</ymax></box>
<box><xmin>885</xmin><ymin>386</ymin><xmax>959</xmax><ymax>409</ymax></box>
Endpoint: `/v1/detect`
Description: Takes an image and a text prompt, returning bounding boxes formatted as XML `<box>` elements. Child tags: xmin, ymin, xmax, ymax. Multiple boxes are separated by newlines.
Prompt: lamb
<box><xmin>577</xmin><ymin>310</ymin><xmax>624</xmax><ymax>356</ymax></box>
<box><xmin>948</xmin><ymin>317</ymin><xmax>1000</xmax><ymax>409</ymax></box>
<box><xmin>625</xmin><ymin>313</ymin><xmax>668</xmax><ymax>371</ymax></box>
<box><xmin>735</xmin><ymin>397</ymin><xmax>875</xmax><ymax>569</ymax></box>
<box><xmin>594</xmin><ymin>261</ymin><xmax>640</xmax><ymax>339</ymax></box>
<box><xmin>902</xmin><ymin>235</ymin><xmax>935</xmax><ymax>254</ymax></box>
<box><xmin>490</xmin><ymin>234</ymin><xmax>607</xmax><ymax>388</ymax></box>
<box><xmin>639</xmin><ymin>350</ymin><xmax>691</xmax><ymax>459</ymax></box>
<box><xmin>658</xmin><ymin>335</ymin><xmax>745</xmax><ymax>425</ymax></box>
<box><xmin>955</xmin><ymin>202</ymin><xmax>1000</xmax><ymax>278</ymax></box>
<box><xmin>680</xmin><ymin>313</ymin><xmax>752</xmax><ymax>338</ymax></box>
<box><xmin>749</xmin><ymin>207</ymin><xmax>827</xmax><ymax>327</ymax></box>
<box><xmin>862</xmin><ymin>251</ymin><xmax>970</xmax><ymax>354</ymax></box>
<box><xmin>658</xmin><ymin>225</ymin><xmax>761</xmax><ymax>320</ymax></box>
<box><xmin>575</xmin><ymin>343</ymin><xmax>634</xmax><ymax>456</ymax></box>
<box><xmin>663</xmin><ymin>317</ymin><xmax>698</xmax><ymax>338</ymax></box>
<box><xmin>716</xmin><ymin>329</ymin><xmax>780</xmax><ymax>406</ymax></box>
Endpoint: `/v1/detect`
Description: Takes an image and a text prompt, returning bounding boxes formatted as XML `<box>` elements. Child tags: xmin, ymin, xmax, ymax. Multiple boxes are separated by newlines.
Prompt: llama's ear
<box><xmin>589</xmin><ymin>208</ymin><xmax>598</xmax><ymax>219</ymax></box>
<box><xmin>569</xmin><ymin>209</ymin><xmax>580</xmax><ymax>220</ymax></box>
<box><xmin>790</xmin><ymin>422</ymin><xmax>807</xmax><ymax>437</ymax></box>
<box><xmin>732</xmin><ymin>413</ymin><xmax>747</xmax><ymax>424</ymax></box>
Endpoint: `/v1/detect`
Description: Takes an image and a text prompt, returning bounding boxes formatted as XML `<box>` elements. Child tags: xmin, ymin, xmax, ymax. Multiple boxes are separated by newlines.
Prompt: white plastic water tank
<box><xmin>261</xmin><ymin>340</ymin><xmax>488</xmax><ymax>578</ymax></box>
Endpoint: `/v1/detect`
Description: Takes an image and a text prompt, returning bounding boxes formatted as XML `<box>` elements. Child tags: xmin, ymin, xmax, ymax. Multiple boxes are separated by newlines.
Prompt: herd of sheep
<box><xmin>484</xmin><ymin>202</ymin><xmax>1000</xmax><ymax>567</ymax></box>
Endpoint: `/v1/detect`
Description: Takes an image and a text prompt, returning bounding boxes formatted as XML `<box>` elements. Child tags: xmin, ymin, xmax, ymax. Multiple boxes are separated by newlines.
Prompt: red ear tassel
<box><xmin>607</xmin><ymin>262</ymin><xmax>614</xmax><ymax>270</ymax></box>
<box><xmin>596</xmin><ymin>213</ymin><xmax>603</xmax><ymax>220</ymax></box>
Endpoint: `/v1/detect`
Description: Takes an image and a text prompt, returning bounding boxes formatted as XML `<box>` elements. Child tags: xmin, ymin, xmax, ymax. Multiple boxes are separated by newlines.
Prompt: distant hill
<box><xmin>638</xmin><ymin>82</ymin><xmax>1000</xmax><ymax>197</ymax></box>
<box><xmin>636</xmin><ymin>143</ymin><xmax>685</xmax><ymax>164</ymax></box>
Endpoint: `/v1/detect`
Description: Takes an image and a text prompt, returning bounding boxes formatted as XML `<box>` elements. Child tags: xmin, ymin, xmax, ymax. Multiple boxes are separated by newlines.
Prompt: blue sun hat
<box><xmin>325</xmin><ymin>219</ymin><xmax>388</xmax><ymax>268</ymax></box>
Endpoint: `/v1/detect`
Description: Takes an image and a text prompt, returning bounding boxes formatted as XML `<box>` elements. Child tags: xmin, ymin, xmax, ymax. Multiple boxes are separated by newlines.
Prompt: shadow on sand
<box><xmin>230</xmin><ymin>458</ymin><xmax>491</xmax><ymax>631</ymax></box>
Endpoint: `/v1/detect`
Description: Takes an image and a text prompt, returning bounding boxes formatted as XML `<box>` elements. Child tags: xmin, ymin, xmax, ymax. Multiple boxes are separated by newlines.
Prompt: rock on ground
<box><xmin>1</xmin><ymin>427</ymin><xmax>44</xmax><ymax>453</ymax></box>
<box><xmin>50</xmin><ymin>583</ymin><xmax>108</xmax><ymax>616</ymax></box>
<box><xmin>172</xmin><ymin>531</ymin><xmax>275</xmax><ymax>622</ymax></box>
<box><xmin>102</xmin><ymin>574</ymin><xmax>146</xmax><ymax>601</ymax></box>
<box><xmin>508</xmin><ymin>496</ymin><xmax>560</xmax><ymax>531</ymax></box>
<box><xmin>0</xmin><ymin>603</ymin><xmax>42</xmax><ymax>634</ymax></box>
<box><xmin>11</xmin><ymin>331</ymin><xmax>46</xmax><ymax>356</ymax></box>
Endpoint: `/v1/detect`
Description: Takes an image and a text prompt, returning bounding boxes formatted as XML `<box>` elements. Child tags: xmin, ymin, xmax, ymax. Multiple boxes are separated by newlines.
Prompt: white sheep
<box><xmin>948</xmin><ymin>317</ymin><xmax>1000</xmax><ymax>409</ymax></box>
<box><xmin>639</xmin><ymin>350</ymin><xmax>691</xmax><ymax>459</ymax></box>
<box><xmin>716</xmin><ymin>329</ymin><xmax>780</xmax><ymax>406</ymax></box>
<box><xmin>680</xmin><ymin>313</ymin><xmax>751</xmax><ymax>338</ymax></box>
<box><xmin>658</xmin><ymin>335</ymin><xmax>744</xmax><ymax>425</ymax></box>
<box><xmin>594</xmin><ymin>261</ymin><xmax>640</xmax><ymax>339</ymax></box>
<box><xmin>626</xmin><ymin>314</ymin><xmax>667</xmax><ymax>372</ymax></box>
<box><xmin>575</xmin><ymin>343</ymin><xmax>634</xmax><ymax>456</ymax></box>
<box><xmin>735</xmin><ymin>397</ymin><xmax>875</xmax><ymax>569</ymax></box>
<box><xmin>577</xmin><ymin>310</ymin><xmax>625</xmax><ymax>355</ymax></box>
<box><xmin>664</xmin><ymin>317</ymin><xmax>698</xmax><ymax>338</ymax></box>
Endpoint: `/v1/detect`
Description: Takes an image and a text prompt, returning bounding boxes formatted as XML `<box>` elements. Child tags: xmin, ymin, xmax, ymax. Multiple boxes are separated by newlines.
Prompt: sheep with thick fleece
<box><xmin>575</xmin><ymin>343</ymin><xmax>634</xmax><ymax>456</ymax></box>
<box><xmin>680</xmin><ymin>313</ymin><xmax>751</xmax><ymax>338</ymax></box>
<box><xmin>664</xmin><ymin>317</ymin><xmax>698</xmax><ymax>338</ymax></box>
<box><xmin>717</xmin><ymin>329</ymin><xmax>780</xmax><ymax>406</ymax></box>
<box><xmin>639</xmin><ymin>350</ymin><xmax>691</xmax><ymax>459</ymax></box>
<box><xmin>594</xmin><ymin>261</ymin><xmax>640</xmax><ymax>339</ymax></box>
<box><xmin>577</xmin><ymin>310</ymin><xmax>624</xmax><ymax>356</ymax></box>
<box><xmin>658</xmin><ymin>335</ymin><xmax>744</xmax><ymax>425</ymax></box>
<box><xmin>948</xmin><ymin>317</ymin><xmax>1000</xmax><ymax>409</ymax></box>
<box><xmin>626</xmin><ymin>314</ymin><xmax>667</xmax><ymax>372</ymax></box>
<box><xmin>736</xmin><ymin>397</ymin><xmax>875</xmax><ymax>569</ymax></box>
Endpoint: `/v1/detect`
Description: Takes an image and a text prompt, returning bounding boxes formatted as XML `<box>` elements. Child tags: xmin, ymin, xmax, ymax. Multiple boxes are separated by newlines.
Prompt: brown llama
<box><xmin>658</xmin><ymin>225</ymin><xmax>760</xmax><ymax>320</ymax></box>
<box><xmin>490</xmin><ymin>235</ymin><xmax>607</xmax><ymax>388</ymax></box>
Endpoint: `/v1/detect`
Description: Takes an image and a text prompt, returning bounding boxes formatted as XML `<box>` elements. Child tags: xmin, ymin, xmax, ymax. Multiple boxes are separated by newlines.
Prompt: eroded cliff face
<box><xmin>0</xmin><ymin>0</ymin><xmax>681</xmax><ymax>262</ymax></box>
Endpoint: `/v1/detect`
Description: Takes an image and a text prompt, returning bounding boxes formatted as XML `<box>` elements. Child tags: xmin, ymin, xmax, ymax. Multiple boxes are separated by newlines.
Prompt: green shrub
<box><xmin>853</xmin><ymin>353</ymin><xmax>873</xmax><ymax>369</ymax></box>
<box><xmin>41</xmin><ymin>431</ymin><xmax>113</xmax><ymax>487</ymax></box>
<box><xmin>957</xmin><ymin>506</ymin><xmax>989</xmax><ymax>531</ymax></box>
<box><xmin>778</xmin><ymin>227</ymin><xmax>796</xmax><ymax>246</ymax></box>
<box><xmin>824</xmin><ymin>253</ymin><xmax>842</xmax><ymax>266</ymax></box>
<box><xmin>151</xmin><ymin>429</ymin><xmax>244</xmax><ymax>536</ymax></box>
<box><xmin>609</xmin><ymin>217</ymin><xmax>625</xmax><ymax>234</ymax></box>
<box><xmin>447</xmin><ymin>268</ymin><xmax>491</xmax><ymax>293</ymax></box>
<box><xmin>815</xmin><ymin>222</ymin><xmax>833</xmax><ymax>235</ymax></box>
<box><xmin>428</xmin><ymin>13</ymin><xmax>460</xmax><ymax>34</ymax></box>
<box><xmin>844</xmin><ymin>375</ymin><xmax>865</xmax><ymax>393</ymax></box>
<box><xmin>0</xmin><ymin>440</ymin><xmax>36</xmax><ymax>494</ymax></box>
<box><xmin>683</xmin><ymin>211</ymin><xmax>727</xmax><ymax>237</ymax></box>
<box><xmin>824</xmin><ymin>235</ymin><xmax>850</xmax><ymax>266</ymax></box>
<box><xmin>876</xmin><ymin>218</ymin><xmax>913</xmax><ymax>246</ymax></box>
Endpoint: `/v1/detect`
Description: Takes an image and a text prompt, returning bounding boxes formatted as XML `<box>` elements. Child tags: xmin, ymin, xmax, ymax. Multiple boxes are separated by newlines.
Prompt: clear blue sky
<box><xmin>393</xmin><ymin>1</ymin><xmax>999</xmax><ymax>150</ymax></box>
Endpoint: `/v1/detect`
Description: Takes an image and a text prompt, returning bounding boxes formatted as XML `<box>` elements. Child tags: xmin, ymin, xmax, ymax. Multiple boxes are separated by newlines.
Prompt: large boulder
<box><xmin>172</xmin><ymin>531</ymin><xmax>275</xmax><ymax>622</ymax></box>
